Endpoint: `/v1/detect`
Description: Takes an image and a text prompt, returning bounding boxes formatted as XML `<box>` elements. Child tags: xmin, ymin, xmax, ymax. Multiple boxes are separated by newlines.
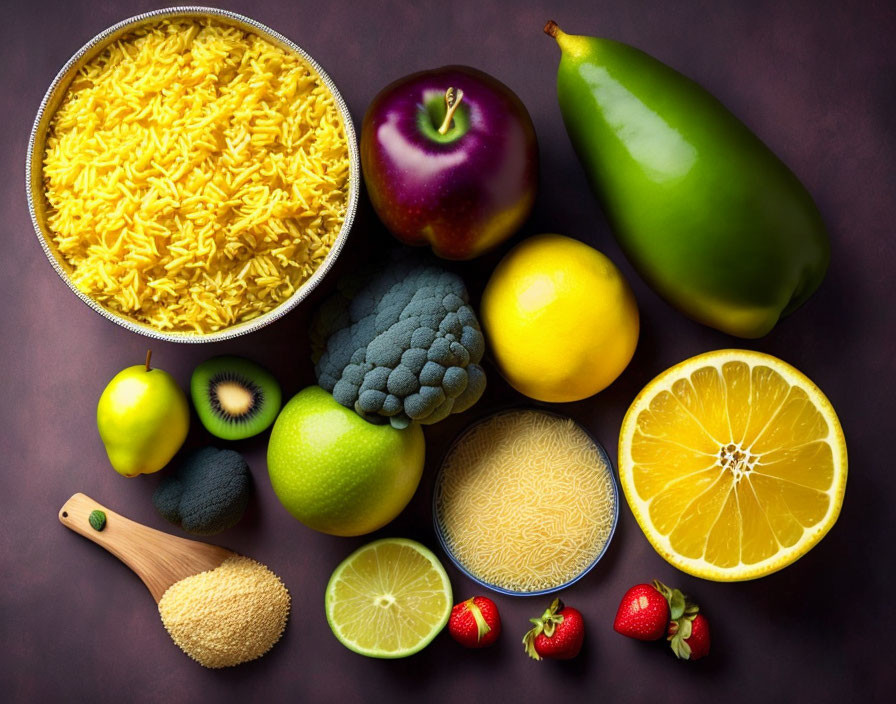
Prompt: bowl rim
<box><xmin>25</xmin><ymin>5</ymin><xmax>360</xmax><ymax>343</ymax></box>
<box><xmin>432</xmin><ymin>406</ymin><xmax>620</xmax><ymax>597</ymax></box>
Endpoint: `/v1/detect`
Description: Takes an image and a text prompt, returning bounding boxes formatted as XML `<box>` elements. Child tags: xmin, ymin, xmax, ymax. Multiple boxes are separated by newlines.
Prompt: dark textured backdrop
<box><xmin>1</xmin><ymin>1</ymin><xmax>893</xmax><ymax>701</ymax></box>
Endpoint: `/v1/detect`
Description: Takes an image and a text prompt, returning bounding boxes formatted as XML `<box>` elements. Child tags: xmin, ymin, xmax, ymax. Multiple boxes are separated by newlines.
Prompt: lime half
<box><xmin>325</xmin><ymin>538</ymin><xmax>453</xmax><ymax>658</ymax></box>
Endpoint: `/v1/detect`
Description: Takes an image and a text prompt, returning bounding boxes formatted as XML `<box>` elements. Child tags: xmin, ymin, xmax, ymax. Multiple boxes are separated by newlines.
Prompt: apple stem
<box><xmin>544</xmin><ymin>20</ymin><xmax>561</xmax><ymax>38</ymax></box>
<box><xmin>145</xmin><ymin>349</ymin><xmax>152</xmax><ymax>372</ymax></box>
<box><xmin>437</xmin><ymin>87</ymin><xmax>464</xmax><ymax>135</ymax></box>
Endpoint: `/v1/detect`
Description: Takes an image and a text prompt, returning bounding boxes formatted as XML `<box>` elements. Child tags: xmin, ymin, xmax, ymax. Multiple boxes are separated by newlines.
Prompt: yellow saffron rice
<box><xmin>42</xmin><ymin>19</ymin><xmax>350</xmax><ymax>333</ymax></box>
<box><xmin>435</xmin><ymin>411</ymin><xmax>617</xmax><ymax>593</ymax></box>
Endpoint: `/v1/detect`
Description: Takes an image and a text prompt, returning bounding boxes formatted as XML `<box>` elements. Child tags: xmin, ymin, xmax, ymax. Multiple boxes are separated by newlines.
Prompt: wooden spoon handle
<box><xmin>59</xmin><ymin>493</ymin><xmax>232</xmax><ymax>603</ymax></box>
<box><xmin>59</xmin><ymin>492</ymin><xmax>153</xmax><ymax>558</ymax></box>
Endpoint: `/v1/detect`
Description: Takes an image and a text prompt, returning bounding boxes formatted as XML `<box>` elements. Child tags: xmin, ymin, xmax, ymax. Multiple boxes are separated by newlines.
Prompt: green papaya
<box><xmin>545</xmin><ymin>21</ymin><xmax>829</xmax><ymax>338</ymax></box>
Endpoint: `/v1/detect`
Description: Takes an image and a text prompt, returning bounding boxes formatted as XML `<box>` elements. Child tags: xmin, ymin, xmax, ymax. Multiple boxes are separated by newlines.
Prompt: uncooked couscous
<box><xmin>158</xmin><ymin>555</ymin><xmax>290</xmax><ymax>668</ymax></box>
<box><xmin>435</xmin><ymin>410</ymin><xmax>617</xmax><ymax>593</ymax></box>
<box><xmin>42</xmin><ymin>18</ymin><xmax>350</xmax><ymax>333</ymax></box>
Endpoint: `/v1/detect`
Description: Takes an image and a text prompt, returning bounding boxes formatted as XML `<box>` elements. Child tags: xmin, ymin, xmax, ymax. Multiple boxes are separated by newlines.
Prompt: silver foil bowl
<box><xmin>26</xmin><ymin>6</ymin><xmax>360</xmax><ymax>343</ymax></box>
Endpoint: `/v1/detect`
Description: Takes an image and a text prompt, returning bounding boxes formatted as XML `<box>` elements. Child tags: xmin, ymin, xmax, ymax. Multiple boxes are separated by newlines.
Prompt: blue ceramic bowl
<box><xmin>432</xmin><ymin>408</ymin><xmax>619</xmax><ymax>597</ymax></box>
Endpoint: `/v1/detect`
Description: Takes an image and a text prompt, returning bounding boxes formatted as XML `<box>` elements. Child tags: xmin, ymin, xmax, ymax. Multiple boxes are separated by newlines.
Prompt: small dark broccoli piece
<box><xmin>153</xmin><ymin>447</ymin><xmax>251</xmax><ymax>535</ymax></box>
<box><xmin>311</xmin><ymin>252</ymin><xmax>487</xmax><ymax>428</ymax></box>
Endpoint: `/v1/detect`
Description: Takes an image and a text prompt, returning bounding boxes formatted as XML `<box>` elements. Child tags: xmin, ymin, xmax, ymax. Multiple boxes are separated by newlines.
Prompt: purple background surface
<box><xmin>1</xmin><ymin>1</ymin><xmax>894</xmax><ymax>701</ymax></box>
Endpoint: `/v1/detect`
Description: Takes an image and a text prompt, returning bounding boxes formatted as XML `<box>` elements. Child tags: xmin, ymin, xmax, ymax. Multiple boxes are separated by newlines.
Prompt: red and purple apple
<box><xmin>360</xmin><ymin>66</ymin><xmax>538</xmax><ymax>260</ymax></box>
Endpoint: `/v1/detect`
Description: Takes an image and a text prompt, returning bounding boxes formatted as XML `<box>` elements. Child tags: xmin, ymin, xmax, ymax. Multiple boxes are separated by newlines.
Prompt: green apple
<box><xmin>97</xmin><ymin>351</ymin><xmax>189</xmax><ymax>477</ymax></box>
<box><xmin>267</xmin><ymin>386</ymin><xmax>425</xmax><ymax>536</ymax></box>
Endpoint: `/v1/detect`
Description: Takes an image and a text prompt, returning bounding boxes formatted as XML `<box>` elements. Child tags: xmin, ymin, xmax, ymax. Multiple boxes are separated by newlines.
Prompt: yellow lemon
<box><xmin>481</xmin><ymin>233</ymin><xmax>639</xmax><ymax>402</ymax></box>
<box><xmin>618</xmin><ymin>349</ymin><xmax>847</xmax><ymax>581</ymax></box>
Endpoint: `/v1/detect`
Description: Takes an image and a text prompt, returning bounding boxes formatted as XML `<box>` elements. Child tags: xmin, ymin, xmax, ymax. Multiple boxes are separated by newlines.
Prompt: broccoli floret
<box><xmin>311</xmin><ymin>252</ymin><xmax>487</xmax><ymax>428</ymax></box>
<box><xmin>153</xmin><ymin>447</ymin><xmax>251</xmax><ymax>535</ymax></box>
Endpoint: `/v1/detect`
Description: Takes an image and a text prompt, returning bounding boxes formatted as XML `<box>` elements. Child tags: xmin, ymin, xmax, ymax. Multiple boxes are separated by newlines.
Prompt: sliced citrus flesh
<box><xmin>619</xmin><ymin>349</ymin><xmax>847</xmax><ymax>581</ymax></box>
<box><xmin>325</xmin><ymin>538</ymin><xmax>453</xmax><ymax>658</ymax></box>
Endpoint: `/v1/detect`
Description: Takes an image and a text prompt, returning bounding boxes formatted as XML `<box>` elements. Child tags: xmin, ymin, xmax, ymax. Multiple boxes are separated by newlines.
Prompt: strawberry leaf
<box><xmin>465</xmin><ymin>598</ymin><xmax>491</xmax><ymax>642</ymax></box>
<box><xmin>669</xmin><ymin>589</ymin><xmax>686</xmax><ymax>620</ymax></box>
<box><xmin>668</xmin><ymin>619</ymin><xmax>679</xmax><ymax>636</ymax></box>
<box><xmin>654</xmin><ymin>580</ymin><xmax>688</xmax><ymax>619</ymax></box>
<box><xmin>652</xmin><ymin>579</ymin><xmax>672</xmax><ymax>601</ymax></box>
<box><xmin>670</xmin><ymin>632</ymin><xmax>692</xmax><ymax>660</ymax></box>
<box><xmin>522</xmin><ymin>629</ymin><xmax>541</xmax><ymax>660</ymax></box>
<box><xmin>524</xmin><ymin>598</ymin><xmax>566</xmax><ymax>661</ymax></box>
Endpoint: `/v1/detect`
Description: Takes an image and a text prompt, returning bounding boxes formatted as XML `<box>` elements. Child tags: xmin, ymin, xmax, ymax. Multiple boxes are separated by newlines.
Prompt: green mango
<box><xmin>545</xmin><ymin>21</ymin><xmax>829</xmax><ymax>338</ymax></box>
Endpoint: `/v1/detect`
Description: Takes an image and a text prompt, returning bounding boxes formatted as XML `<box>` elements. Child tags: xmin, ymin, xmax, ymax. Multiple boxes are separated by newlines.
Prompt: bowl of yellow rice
<box><xmin>26</xmin><ymin>7</ymin><xmax>359</xmax><ymax>341</ymax></box>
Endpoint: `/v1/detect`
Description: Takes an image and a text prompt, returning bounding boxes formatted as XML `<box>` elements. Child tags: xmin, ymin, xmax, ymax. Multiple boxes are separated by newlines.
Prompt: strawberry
<box><xmin>615</xmin><ymin>579</ymin><xmax>710</xmax><ymax>660</ymax></box>
<box><xmin>449</xmin><ymin>596</ymin><xmax>501</xmax><ymax>648</ymax></box>
<box><xmin>613</xmin><ymin>582</ymin><xmax>670</xmax><ymax>640</ymax></box>
<box><xmin>668</xmin><ymin>611</ymin><xmax>711</xmax><ymax>661</ymax></box>
<box><xmin>522</xmin><ymin>598</ymin><xmax>585</xmax><ymax>660</ymax></box>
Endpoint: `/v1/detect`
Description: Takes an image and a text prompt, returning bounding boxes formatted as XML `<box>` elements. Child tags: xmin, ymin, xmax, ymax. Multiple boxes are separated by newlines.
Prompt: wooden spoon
<box><xmin>59</xmin><ymin>492</ymin><xmax>235</xmax><ymax>603</ymax></box>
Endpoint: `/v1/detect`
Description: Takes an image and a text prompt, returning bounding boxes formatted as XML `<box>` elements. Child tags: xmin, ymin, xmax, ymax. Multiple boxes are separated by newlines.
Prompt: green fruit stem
<box><xmin>145</xmin><ymin>349</ymin><xmax>152</xmax><ymax>372</ymax></box>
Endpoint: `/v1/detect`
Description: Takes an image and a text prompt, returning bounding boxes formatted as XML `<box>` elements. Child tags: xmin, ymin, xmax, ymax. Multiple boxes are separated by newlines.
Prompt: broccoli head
<box><xmin>153</xmin><ymin>447</ymin><xmax>251</xmax><ymax>535</ymax></box>
<box><xmin>312</xmin><ymin>252</ymin><xmax>487</xmax><ymax>428</ymax></box>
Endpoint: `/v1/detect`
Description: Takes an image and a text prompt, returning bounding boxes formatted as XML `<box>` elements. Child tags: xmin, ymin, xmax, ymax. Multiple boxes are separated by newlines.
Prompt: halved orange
<box><xmin>618</xmin><ymin>350</ymin><xmax>847</xmax><ymax>581</ymax></box>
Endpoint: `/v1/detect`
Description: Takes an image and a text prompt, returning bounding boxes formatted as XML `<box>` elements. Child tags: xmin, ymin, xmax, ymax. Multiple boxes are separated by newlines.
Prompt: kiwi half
<box><xmin>191</xmin><ymin>356</ymin><xmax>282</xmax><ymax>440</ymax></box>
